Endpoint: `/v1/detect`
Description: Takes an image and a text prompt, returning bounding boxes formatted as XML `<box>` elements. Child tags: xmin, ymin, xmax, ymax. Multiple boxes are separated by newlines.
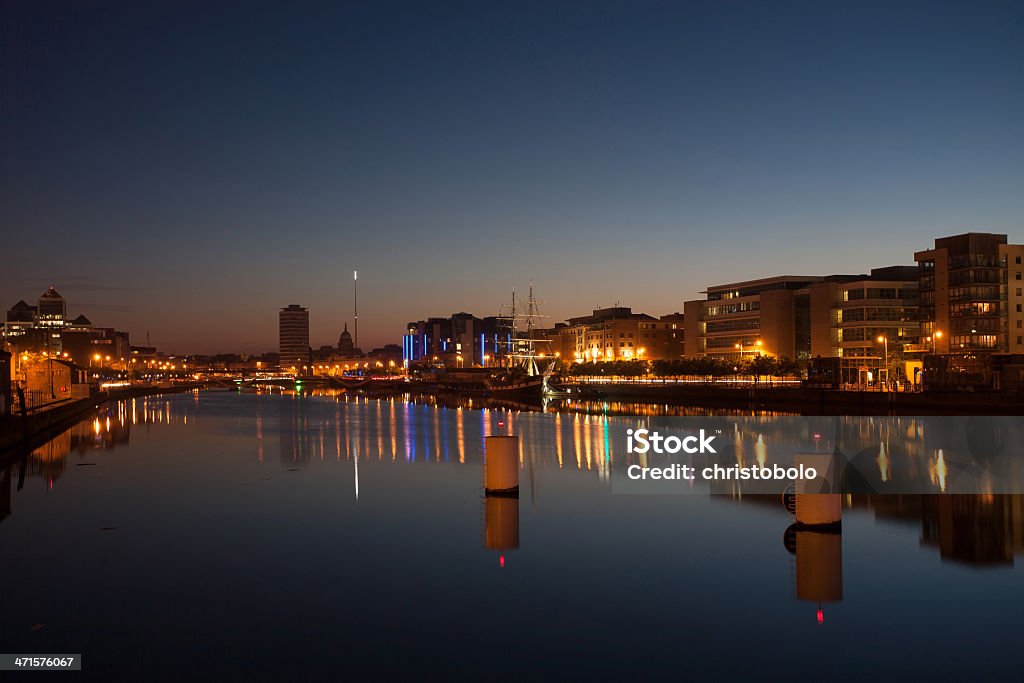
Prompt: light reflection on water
<box><xmin>0</xmin><ymin>389</ymin><xmax>1022</xmax><ymax>679</ymax></box>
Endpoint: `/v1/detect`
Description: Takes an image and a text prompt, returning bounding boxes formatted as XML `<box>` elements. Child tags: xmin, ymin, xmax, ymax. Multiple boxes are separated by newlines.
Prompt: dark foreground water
<box><xmin>1</xmin><ymin>390</ymin><xmax>1021</xmax><ymax>681</ymax></box>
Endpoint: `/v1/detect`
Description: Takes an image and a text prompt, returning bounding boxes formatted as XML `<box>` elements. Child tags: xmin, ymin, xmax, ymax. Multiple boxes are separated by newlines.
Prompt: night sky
<box><xmin>2</xmin><ymin>0</ymin><xmax>1022</xmax><ymax>353</ymax></box>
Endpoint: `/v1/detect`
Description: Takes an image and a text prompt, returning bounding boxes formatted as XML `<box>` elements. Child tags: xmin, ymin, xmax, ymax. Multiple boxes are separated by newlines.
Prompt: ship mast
<box><xmin>497</xmin><ymin>282</ymin><xmax>548</xmax><ymax>375</ymax></box>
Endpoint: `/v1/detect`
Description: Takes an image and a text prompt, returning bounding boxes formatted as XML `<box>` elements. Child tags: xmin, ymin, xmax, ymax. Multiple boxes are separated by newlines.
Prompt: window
<box><xmin>1017</xmin><ymin>256</ymin><xmax>1022</xmax><ymax>264</ymax></box>
<box><xmin>1017</xmin><ymin>272</ymin><xmax>1022</xmax><ymax>281</ymax></box>
<box><xmin>1018</xmin><ymin>320</ymin><xmax>1022</xmax><ymax>329</ymax></box>
<box><xmin>1018</xmin><ymin>336</ymin><xmax>1023</xmax><ymax>345</ymax></box>
<box><xmin>1017</xmin><ymin>288</ymin><xmax>1022</xmax><ymax>297</ymax></box>
<box><xmin>1018</xmin><ymin>304</ymin><xmax>1022</xmax><ymax>313</ymax></box>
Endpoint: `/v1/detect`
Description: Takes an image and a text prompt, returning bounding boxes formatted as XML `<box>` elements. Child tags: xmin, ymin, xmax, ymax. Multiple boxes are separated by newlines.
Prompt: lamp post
<box><xmin>877</xmin><ymin>334</ymin><xmax>889</xmax><ymax>388</ymax></box>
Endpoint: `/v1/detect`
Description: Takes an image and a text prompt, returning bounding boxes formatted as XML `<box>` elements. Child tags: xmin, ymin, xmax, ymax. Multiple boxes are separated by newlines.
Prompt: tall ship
<box><xmin>485</xmin><ymin>285</ymin><xmax>550</xmax><ymax>400</ymax></box>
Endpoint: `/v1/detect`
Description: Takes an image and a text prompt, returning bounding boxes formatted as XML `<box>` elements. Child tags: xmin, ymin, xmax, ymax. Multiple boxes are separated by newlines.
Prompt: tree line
<box><xmin>561</xmin><ymin>356</ymin><xmax>800</xmax><ymax>381</ymax></box>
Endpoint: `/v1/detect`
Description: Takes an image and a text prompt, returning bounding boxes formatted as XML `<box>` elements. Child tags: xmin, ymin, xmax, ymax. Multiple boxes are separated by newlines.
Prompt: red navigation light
<box><xmin>817</xmin><ymin>608</ymin><xmax>824</xmax><ymax>624</ymax></box>
<box><xmin>499</xmin><ymin>554</ymin><xmax>505</xmax><ymax>568</ymax></box>
<box><xmin>498</xmin><ymin>421</ymin><xmax>504</xmax><ymax>427</ymax></box>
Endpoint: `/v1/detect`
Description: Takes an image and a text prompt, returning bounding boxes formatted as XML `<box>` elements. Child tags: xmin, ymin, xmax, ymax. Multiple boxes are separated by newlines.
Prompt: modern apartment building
<box><xmin>805</xmin><ymin>267</ymin><xmax>921</xmax><ymax>384</ymax></box>
<box><xmin>558</xmin><ymin>307</ymin><xmax>681</xmax><ymax>362</ymax></box>
<box><xmin>915</xmin><ymin>232</ymin><xmax>1024</xmax><ymax>355</ymax></box>
<box><xmin>403</xmin><ymin>314</ymin><xmax>502</xmax><ymax>367</ymax></box>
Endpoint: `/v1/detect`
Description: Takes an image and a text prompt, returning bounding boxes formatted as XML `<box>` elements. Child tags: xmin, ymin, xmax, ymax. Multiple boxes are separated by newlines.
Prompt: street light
<box><xmin>933</xmin><ymin>330</ymin><xmax>942</xmax><ymax>353</ymax></box>
<box><xmin>877</xmin><ymin>335</ymin><xmax>889</xmax><ymax>387</ymax></box>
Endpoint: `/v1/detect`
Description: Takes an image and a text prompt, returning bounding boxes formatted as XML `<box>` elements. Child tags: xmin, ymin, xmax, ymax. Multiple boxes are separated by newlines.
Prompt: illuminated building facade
<box><xmin>3</xmin><ymin>289</ymin><xmax>130</xmax><ymax>365</ymax></box>
<box><xmin>403</xmin><ymin>314</ymin><xmax>502</xmax><ymax>367</ymax></box>
<box><xmin>806</xmin><ymin>267</ymin><xmax>922</xmax><ymax>385</ymax></box>
<box><xmin>915</xmin><ymin>232</ymin><xmax>1024</xmax><ymax>355</ymax></box>
<box><xmin>685</xmin><ymin>270</ymin><xmax>923</xmax><ymax>383</ymax></box>
<box><xmin>558</xmin><ymin>307</ymin><xmax>680</xmax><ymax>362</ymax></box>
<box><xmin>36</xmin><ymin>287</ymin><xmax>67</xmax><ymax>327</ymax></box>
<box><xmin>278</xmin><ymin>304</ymin><xmax>310</xmax><ymax>374</ymax></box>
<box><xmin>684</xmin><ymin>276</ymin><xmax>823</xmax><ymax>361</ymax></box>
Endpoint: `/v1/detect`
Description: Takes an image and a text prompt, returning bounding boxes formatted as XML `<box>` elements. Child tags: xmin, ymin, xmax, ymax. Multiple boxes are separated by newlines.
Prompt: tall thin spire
<box><xmin>353</xmin><ymin>269</ymin><xmax>358</xmax><ymax>350</ymax></box>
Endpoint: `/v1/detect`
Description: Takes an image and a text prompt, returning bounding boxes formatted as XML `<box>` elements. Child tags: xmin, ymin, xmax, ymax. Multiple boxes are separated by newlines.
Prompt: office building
<box><xmin>684</xmin><ymin>276</ymin><xmax>823</xmax><ymax>361</ymax></box>
<box><xmin>36</xmin><ymin>287</ymin><xmax>67</xmax><ymax>327</ymax></box>
<box><xmin>279</xmin><ymin>304</ymin><xmax>310</xmax><ymax>374</ymax></box>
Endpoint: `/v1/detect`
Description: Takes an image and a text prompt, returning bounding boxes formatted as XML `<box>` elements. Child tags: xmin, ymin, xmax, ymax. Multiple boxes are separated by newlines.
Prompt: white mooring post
<box><xmin>484</xmin><ymin>435</ymin><xmax>519</xmax><ymax>495</ymax></box>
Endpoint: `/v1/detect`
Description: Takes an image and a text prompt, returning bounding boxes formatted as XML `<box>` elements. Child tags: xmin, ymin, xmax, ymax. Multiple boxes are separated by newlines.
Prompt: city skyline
<box><xmin>6</xmin><ymin>228</ymin><xmax>1024</xmax><ymax>356</ymax></box>
<box><xmin>3</xmin><ymin>1</ymin><xmax>1022</xmax><ymax>352</ymax></box>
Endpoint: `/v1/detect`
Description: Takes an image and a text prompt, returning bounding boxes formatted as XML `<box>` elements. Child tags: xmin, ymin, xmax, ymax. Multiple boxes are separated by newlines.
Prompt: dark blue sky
<box><xmin>2</xmin><ymin>0</ymin><xmax>1022</xmax><ymax>353</ymax></box>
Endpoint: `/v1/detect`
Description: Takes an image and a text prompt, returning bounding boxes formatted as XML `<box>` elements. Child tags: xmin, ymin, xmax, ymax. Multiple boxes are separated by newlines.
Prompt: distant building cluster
<box><xmin>1</xmin><ymin>287</ymin><xmax>138</xmax><ymax>409</ymax></box>
<box><xmin>277</xmin><ymin>304</ymin><xmax>400</xmax><ymax>376</ymax></box>
<box><xmin>683</xmin><ymin>232</ymin><xmax>1024</xmax><ymax>388</ymax></box>
<box><xmin>403</xmin><ymin>313</ymin><xmax>504</xmax><ymax>367</ymax></box>
<box><xmin>398</xmin><ymin>232</ymin><xmax>1024</xmax><ymax>389</ymax></box>
<box><xmin>3</xmin><ymin>287</ymin><xmax>131</xmax><ymax>369</ymax></box>
<box><xmin>400</xmin><ymin>308</ymin><xmax>684</xmax><ymax>367</ymax></box>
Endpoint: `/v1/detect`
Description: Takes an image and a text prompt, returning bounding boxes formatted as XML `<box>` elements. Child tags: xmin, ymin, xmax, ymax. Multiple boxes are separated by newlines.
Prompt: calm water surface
<box><xmin>0</xmin><ymin>390</ymin><xmax>1021</xmax><ymax>680</ymax></box>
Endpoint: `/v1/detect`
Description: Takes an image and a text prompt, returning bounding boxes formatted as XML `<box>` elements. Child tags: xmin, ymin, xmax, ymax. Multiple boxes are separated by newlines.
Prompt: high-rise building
<box><xmin>37</xmin><ymin>287</ymin><xmax>66</xmax><ymax>327</ymax></box>
<box><xmin>279</xmin><ymin>304</ymin><xmax>310</xmax><ymax>374</ymax></box>
<box><xmin>915</xmin><ymin>233</ymin><xmax>1024</xmax><ymax>354</ymax></box>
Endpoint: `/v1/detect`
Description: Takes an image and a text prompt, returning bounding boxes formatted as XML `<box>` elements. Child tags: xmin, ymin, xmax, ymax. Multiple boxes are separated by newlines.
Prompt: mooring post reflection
<box><xmin>786</xmin><ymin>523</ymin><xmax>844</xmax><ymax>623</ymax></box>
<box><xmin>788</xmin><ymin>492</ymin><xmax>843</xmax><ymax>625</ymax></box>
<box><xmin>483</xmin><ymin>435</ymin><xmax>521</xmax><ymax>567</ymax></box>
<box><xmin>484</xmin><ymin>496</ymin><xmax>520</xmax><ymax>568</ymax></box>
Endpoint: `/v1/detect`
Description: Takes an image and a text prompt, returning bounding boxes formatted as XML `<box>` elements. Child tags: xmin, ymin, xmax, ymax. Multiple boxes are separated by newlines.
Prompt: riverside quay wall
<box><xmin>566</xmin><ymin>381</ymin><xmax>1024</xmax><ymax>415</ymax></box>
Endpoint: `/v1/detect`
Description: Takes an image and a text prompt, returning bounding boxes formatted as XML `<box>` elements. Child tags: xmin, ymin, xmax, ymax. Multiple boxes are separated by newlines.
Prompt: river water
<box><xmin>0</xmin><ymin>389</ymin><xmax>1020</xmax><ymax>680</ymax></box>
